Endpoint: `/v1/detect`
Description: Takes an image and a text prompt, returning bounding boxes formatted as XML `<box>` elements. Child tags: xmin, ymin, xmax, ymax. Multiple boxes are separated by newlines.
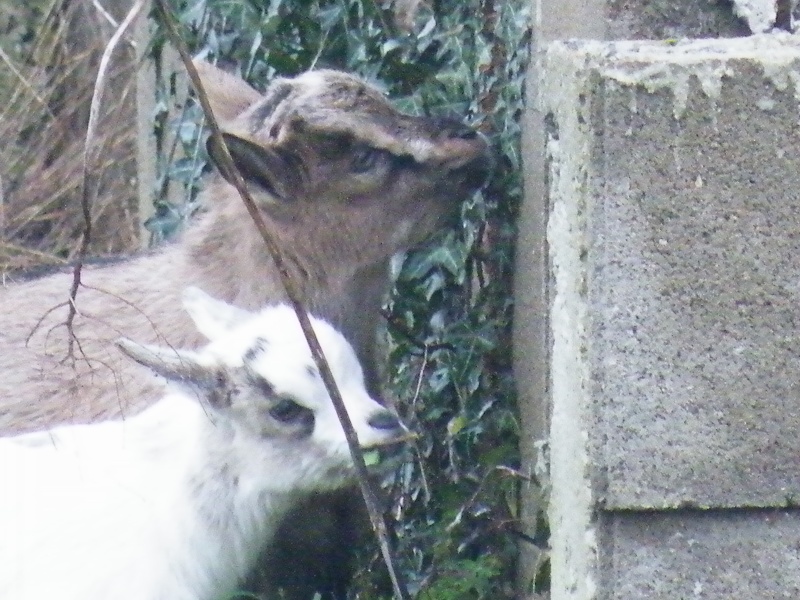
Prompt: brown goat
<box><xmin>0</xmin><ymin>62</ymin><xmax>490</xmax><ymax>599</ymax></box>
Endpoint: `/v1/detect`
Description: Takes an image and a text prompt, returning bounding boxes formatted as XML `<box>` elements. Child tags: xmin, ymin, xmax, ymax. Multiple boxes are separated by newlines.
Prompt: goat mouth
<box><xmin>361</xmin><ymin>432</ymin><xmax>415</xmax><ymax>468</ymax></box>
<box><xmin>365</xmin><ymin>431</ymin><xmax>418</xmax><ymax>447</ymax></box>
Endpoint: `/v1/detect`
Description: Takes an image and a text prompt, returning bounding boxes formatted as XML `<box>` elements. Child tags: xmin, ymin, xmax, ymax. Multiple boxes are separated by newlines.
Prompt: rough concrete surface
<box><xmin>599</xmin><ymin>509</ymin><xmax>800</xmax><ymax>599</ymax></box>
<box><xmin>544</xmin><ymin>34</ymin><xmax>800</xmax><ymax>512</ymax></box>
<box><xmin>732</xmin><ymin>0</ymin><xmax>778</xmax><ymax>32</ymax></box>
<box><xmin>513</xmin><ymin>2</ymin><xmax>606</xmax><ymax>594</ymax></box>
<box><xmin>607</xmin><ymin>0</ymin><xmax>751</xmax><ymax>39</ymax></box>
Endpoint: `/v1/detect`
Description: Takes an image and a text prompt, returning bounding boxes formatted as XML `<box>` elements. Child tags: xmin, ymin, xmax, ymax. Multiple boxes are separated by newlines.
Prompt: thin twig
<box><xmin>151</xmin><ymin>2</ymin><xmax>409</xmax><ymax>598</ymax></box>
<box><xmin>411</xmin><ymin>344</ymin><xmax>429</xmax><ymax>411</ymax></box>
<box><xmin>91</xmin><ymin>0</ymin><xmax>140</xmax><ymax>49</ymax></box>
<box><xmin>0</xmin><ymin>45</ymin><xmax>51</xmax><ymax>111</ymax></box>
<box><xmin>380</xmin><ymin>307</ymin><xmax>456</xmax><ymax>353</ymax></box>
<box><xmin>65</xmin><ymin>0</ymin><xmax>146</xmax><ymax>363</ymax></box>
<box><xmin>25</xmin><ymin>301</ymin><xmax>69</xmax><ymax>346</ymax></box>
<box><xmin>80</xmin><ymin>283</ymin><xmax>176</xmax><ymax>346</ymax></box>
<box><xmin>409</xmin><ymin>348</ymin><xmax>431</xmax><ymax>502</ymax></box>
<box><xmin>0</xmin><ymin>242</ymin><xmax>70</xmax><ymax>265</ymax></box>
<box><xmin>446</xmin><ymin>465</ymin><xmax>531</xmax><ymax>533</ymax></box>
<box><xmin>92</xmin><ymin>0</ymin><xmax>120</xmax><ymax>28</ymax></box>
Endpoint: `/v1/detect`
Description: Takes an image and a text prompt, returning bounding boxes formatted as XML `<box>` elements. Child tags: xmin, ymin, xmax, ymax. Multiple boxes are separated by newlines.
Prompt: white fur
<box><xmin>0</xmin><ymin>288</ymin><xmax>403</xmax><ymax>600</ymax></box>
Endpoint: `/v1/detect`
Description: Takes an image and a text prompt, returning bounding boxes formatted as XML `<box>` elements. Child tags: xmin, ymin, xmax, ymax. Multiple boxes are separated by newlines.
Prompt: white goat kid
<box><xmin>0</xmin><ymin>287</ymin><xmax>404</xmax><ymax>600</ymax></box>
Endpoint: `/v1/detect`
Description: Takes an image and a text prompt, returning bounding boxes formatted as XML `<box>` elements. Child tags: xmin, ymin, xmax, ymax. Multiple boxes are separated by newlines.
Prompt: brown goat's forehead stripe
<box><xmin>249</xmin><ymin>82</ymin><xmax>294</xmax><ymax>129</ymax></box>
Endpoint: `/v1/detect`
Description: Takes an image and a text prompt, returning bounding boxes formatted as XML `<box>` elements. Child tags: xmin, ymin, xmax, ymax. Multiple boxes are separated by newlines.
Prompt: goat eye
<box><xmin>351</xmin><ymin>146</ymin><xmax>382</xmax><ymax>173</ymax></box>
<box><xmin>269</xmin><ymin>397</ymin><xmax>313</xmax><ymax>426</ymax></box>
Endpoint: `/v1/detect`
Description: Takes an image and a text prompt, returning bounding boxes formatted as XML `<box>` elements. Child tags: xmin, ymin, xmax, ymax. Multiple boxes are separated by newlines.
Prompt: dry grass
<box><xmin>0</xmin><ymin>0</ymin><xmax>139</xmax><ymax>274</ymax></box>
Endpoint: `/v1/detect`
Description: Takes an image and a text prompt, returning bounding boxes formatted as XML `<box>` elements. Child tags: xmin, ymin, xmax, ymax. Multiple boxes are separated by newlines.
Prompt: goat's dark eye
<box><xmin>269</xmin><ymin>397</ymin><xmax>314</xmax><ymax>426</ymax></box>
<box><xmin>351</xmin><ymin>145</ymin><xmax>382</xmax><ymax>173</ymax></box>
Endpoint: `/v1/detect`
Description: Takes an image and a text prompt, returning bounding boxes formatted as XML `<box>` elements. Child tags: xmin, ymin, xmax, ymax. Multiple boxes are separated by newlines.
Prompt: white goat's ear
<box><xmin>117</xmin><ymin>338</ymin><xmax>207</xmax><ymax>386</ymax></box>
<box><xmin>182</xmin><ymin>287</ymin><xmax>252</xmax><ymax>341</ymax></box>
<box><xmin>117</xmin><ymin>338</ymin><xmax>233</xmax><ymax>409</ymax></box>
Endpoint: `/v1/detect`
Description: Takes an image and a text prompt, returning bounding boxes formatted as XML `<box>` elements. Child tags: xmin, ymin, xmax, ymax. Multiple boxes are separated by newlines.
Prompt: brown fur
<box><xmin>0</xmin><ymin>62</ymin><xmax>490</xmax><ymax>598</ymax></box>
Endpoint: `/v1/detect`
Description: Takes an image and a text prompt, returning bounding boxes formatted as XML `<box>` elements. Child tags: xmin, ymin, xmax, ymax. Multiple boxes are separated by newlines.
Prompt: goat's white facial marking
<box><xmin>210</xmin><ymin>303</ymin><xmax>397</xmax><ymax>459</ymax></box>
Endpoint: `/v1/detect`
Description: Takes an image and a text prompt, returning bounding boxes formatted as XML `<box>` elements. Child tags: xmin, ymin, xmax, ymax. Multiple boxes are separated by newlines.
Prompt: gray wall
<box><xmin>515</xmin><ymin>2</ymin><xmax>800</xmax><ymax>598</ymax></box>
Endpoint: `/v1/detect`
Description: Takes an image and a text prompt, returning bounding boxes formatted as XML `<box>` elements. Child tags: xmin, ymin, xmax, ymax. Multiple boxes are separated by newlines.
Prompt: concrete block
<box><xmin>607</xmin><ymin>0</ymin><xmax>750</xmax><ymax>39</ymax></box>
<box><xmin>732</xmin><ymin>0</ymin><xmax>777</xmax><ymax>33</ymax></box>
<box><xmin>544</xmin><ymin>34</ymin><xmax>800</xmax><ymax>511</ymax></box>
<box><xmin>599</xmin><ymin>509</ymin><xmax>800</xmax><ymax>599</ymax></box>
<box><xmin>541</xmin><ymin>36</ymin><xmax>800</xmax><ymax>596</ymax></box>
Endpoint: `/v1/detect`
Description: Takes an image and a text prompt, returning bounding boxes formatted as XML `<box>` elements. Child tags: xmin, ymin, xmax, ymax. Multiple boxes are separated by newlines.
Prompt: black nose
<box><xmin>430</xmin><ymin>117</ymin><xmax>481</xmax><ymax>141</ymax></box>
<box><xmin>368</xmin><ymin>411</ymin><xmax>402</xmax><ymax>431</ymax></box>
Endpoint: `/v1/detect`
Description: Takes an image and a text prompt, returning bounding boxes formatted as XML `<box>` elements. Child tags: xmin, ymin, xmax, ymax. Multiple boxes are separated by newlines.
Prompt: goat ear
<box><xmin>207</xmin><ymin>133</ymin><xmax>302</xmax><ymax>203</ymax></box>
<box><xmin>116</xmin><ymin>338</ymin><xmax>207</xmax><ymax>383</ymax></box>
<box><xmin>117</xmin><ymin>338</ymin><xmax>234</xmax><ymax>409</ymax></box>
<box><xmin>182</xmin><ymin>287</ymin><xmax>252</xmax><ymax>341</ymax></box>
<box><xmin>192</xmin><ymin>59</ymin><xmax>262</xmax><ymax>125</ymax></box>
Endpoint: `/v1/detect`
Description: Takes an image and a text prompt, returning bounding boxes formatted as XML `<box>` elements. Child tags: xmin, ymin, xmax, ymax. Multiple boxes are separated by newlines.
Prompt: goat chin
<box><xmin>0</xmin><ymin>296</ymin><xmax>408</xmax><ymax>600</ymax></box>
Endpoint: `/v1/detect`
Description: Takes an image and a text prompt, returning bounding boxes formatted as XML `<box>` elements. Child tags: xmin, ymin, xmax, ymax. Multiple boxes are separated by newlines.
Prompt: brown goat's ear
<box><xmin>193</xmin><ymin>59</ymin><xmax>262</xmax><ymax>125</ymax></box>
<box><xmin>207</xmin><ymin>133</ymin><xmax>302</xmax><ymax>203</ymax></box>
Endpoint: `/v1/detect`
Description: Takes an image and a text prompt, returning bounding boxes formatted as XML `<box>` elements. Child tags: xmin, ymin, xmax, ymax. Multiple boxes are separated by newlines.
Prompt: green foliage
<box><xmin>418</xmin><ymin>557</ymin><xmax>503</xmax><ymax>600</ymax></box>
<box><xmin>150</xmin><ymin>0</ymin><xmax>532</xmax><ymax>597</ymax></box>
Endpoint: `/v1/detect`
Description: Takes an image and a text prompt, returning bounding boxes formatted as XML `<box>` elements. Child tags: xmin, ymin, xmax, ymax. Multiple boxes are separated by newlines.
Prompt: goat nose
<box><xmin>368</xmin><ymin>411</ymin><xmax>401</xmax><ymax>431</ymax></box>
<box><xmin>440</xmin><ymin>121</ymin><xmax>480</xmax><ymax>141</ymax></box>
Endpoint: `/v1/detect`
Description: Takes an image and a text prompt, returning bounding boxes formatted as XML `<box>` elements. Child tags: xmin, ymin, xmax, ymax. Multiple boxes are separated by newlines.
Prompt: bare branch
<box><xmin>25</xmin><ymin>301</ymin><xmax>69</xmax><ymax>346</ymax></box>
<box><xmin>65</xmin><ymin>0</ymin><xmax>146</xmax><ymax>364</ymax></box>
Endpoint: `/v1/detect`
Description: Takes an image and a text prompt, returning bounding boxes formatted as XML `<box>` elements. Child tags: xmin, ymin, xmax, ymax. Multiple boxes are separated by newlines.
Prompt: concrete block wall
<box><xmin>514</xmin><ymin>2</ymin><xmax>800</xmax><ymax>597</ymax></box>
<box><xmin>545</xmin><ymin>34</ymin><xmax>800</xmax><ymax>598</ymax></box>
